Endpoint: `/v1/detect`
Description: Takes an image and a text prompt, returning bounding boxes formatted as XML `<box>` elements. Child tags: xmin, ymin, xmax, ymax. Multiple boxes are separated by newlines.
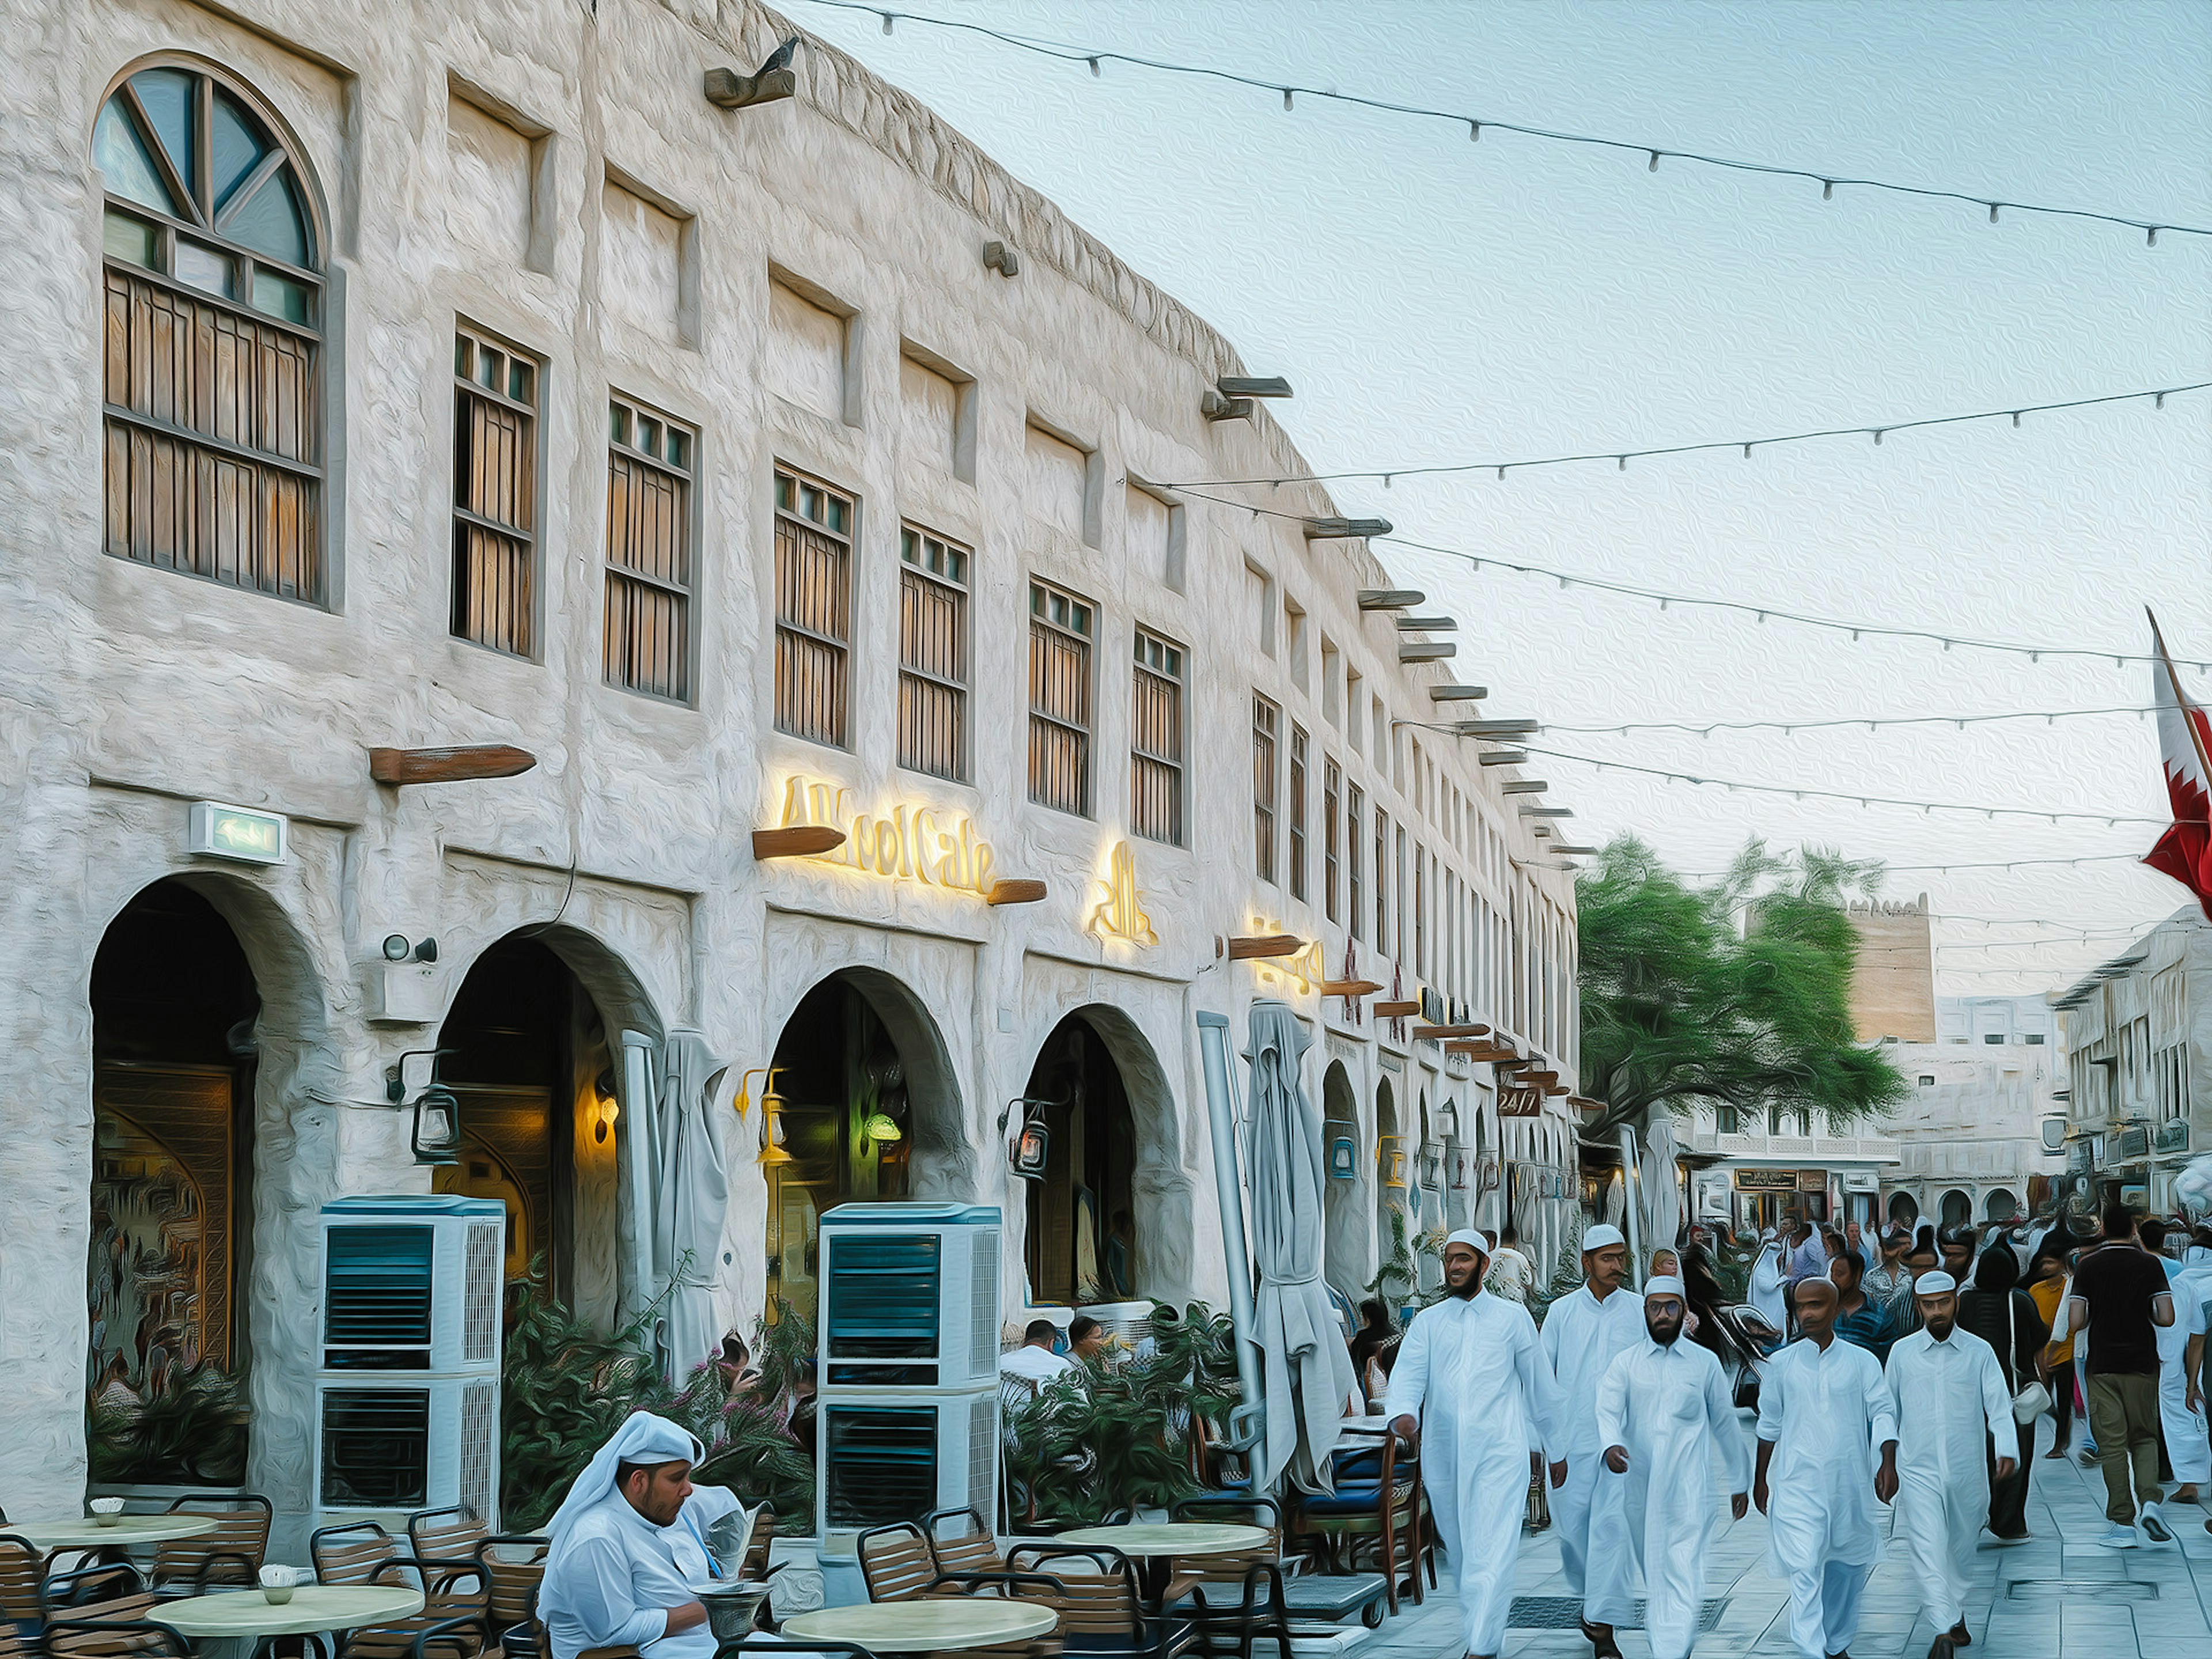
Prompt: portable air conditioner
<box><xmin>815</xmin><ymin>1203</ymin><xmax>1003</xmax><ymax>1556</ymax></box>
<box><xmin>816</xmin><ymin>1393</ymin><xmax>998</xmax><ymax>1550</ymax></box>
<box><xmin>816</xmin><ymin>1203</ymin><xmax>1002</xmax><ymax>1390</ymax></box>
<box><xmin>319</xmin><ymin>1195</ymin><xmax>506</xmax><ymax>1372</ymax></box>
<box><xmin>312</xmin><ymin>1373</ymin><xmax>500</xmax><ymax>1522</ymax></box>
<box><xmin>314</xmin><ymin>1195</ymin><xmax>505</xmax><ymax>1529</ymax></box>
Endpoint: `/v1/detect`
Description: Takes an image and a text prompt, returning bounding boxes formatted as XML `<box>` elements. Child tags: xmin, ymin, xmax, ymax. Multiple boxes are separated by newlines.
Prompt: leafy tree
<box><xmin>1575</xmin><ymin>836</ymin><xmax>1906</xmax><ymax>1138</ymax></box>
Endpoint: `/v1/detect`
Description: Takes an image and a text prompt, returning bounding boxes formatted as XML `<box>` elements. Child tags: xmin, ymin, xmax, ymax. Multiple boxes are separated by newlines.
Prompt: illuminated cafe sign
<box><xmin>778</xmin><ymin>777</ymin><xmax>995</xmax><ymax>896</ymax></box>
<box><xmin>1732</xmin><ymin>1168</ymin><xmax>1800</xmax><ymax>1192</ymax></box>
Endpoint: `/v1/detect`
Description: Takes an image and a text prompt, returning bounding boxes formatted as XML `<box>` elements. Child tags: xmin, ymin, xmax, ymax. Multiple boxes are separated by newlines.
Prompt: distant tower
<box><xmin>1846</xmin><ymin>893</ymin><xmax>1936</xmax><ymax>1043</ymax></box>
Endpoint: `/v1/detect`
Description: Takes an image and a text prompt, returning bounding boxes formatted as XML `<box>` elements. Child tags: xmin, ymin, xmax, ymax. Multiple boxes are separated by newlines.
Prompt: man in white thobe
<box><xmin>1883</xmin><ymin>1272</ymin><xmax>2013</xmax><ymax>1659</ymax></box>
<box><xmin>2150</xmin><ymin>1241</ymin><xmax>2210</xmax><ymax>1502</ymax></box>
<box><xmin>1594</xmin><ymin>1277</ymin><xmax>1751</xmax><ymax>1659</ymax></box>
<box><xmin>539</xmin><ymin>1412</ymin><xmax>717</xmax><ymax>1659</ymax></box>
<box><xmin>1538</xmin><ymin>1224</ymin><xmax>1646</xmax><ymax>1658</ymax></box>
<box><xmin>1387</xmin><ymin>1228</ymin><xmax>1568</xmax><ymax>1659</ymax></box>
<box><xmin>1755</xmin><ymin>1277</ymin><xmax>1900</xmax><ymax>1659</ymax></box>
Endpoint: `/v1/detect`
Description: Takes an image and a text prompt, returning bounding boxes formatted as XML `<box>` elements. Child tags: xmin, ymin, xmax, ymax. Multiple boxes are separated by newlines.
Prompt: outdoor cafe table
<box><xmin>157</xmin><ymin>1585</ymin><xmax>426</xmax><ymax>1659</ymax></box>
<box><xmin>1052</xmin><ymin>1522</ymin><xmax>1271</xmax><ymax>1601</ymax></box>
<box><xmin>782</xmin><ymin>1597</ymin><xmax>1057</xmax><ymax>1653</ymax></box>
<box><xmin>10</xmin><ymin>1515</ymin><xmax>217</xmax><ymax>1562</ymax></box>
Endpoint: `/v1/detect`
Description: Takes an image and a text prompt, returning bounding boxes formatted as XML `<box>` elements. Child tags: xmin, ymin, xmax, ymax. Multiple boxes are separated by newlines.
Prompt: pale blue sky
<box><xmin>793</xmin><ymin>0</ymin><xmax>2212</xmax><ymax>993</ymax></box>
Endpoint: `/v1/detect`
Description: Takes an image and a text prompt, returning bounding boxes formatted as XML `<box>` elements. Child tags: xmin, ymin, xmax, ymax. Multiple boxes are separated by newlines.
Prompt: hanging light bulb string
<box><xmin>1520</xmin><ymin>744</ymin><xmax>2171</xmax><ymax>824</ymax></box>
<box><xmin>1377</xmin><ymin>532</ymin><xmax>2212</xmax><ymax>672</ymax></box>
<box><xmin>1676</xmin><ymin>851</ymin><xmax>2148</xmax><ymax>878</ymax></box>
<box><xmin>1546</xmin><ymin>705</ymin><xmax>2154</xmax><ymax>737</ymax></box>
<box><xmin>1154</xmin><ymin>380</ymin><xmax>2210</xmax><ymax>489</ymax></box>
<box><xmin>799</xmin><ymin>0</ymin><xmax>2212</xmax><ymax>247</ymax></box>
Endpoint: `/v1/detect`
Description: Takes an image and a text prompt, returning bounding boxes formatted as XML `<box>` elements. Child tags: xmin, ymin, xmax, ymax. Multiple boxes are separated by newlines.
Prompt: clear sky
<box><xmin>790</xmin><ymin>0</ymin><xmax>2212</xmax><ymax>994</ymax></box>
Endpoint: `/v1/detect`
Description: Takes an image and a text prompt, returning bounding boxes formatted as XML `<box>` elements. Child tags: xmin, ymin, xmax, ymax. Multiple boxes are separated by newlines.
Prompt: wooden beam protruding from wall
<box><xmin>369</xmin><ymin>745</ymin><xmax>537</xmax><ymax>786</ymax></box>
<box><xmin>751</xmin><ymin>825</ymin><xmax>846</xmax><ymax>860</ymax></box>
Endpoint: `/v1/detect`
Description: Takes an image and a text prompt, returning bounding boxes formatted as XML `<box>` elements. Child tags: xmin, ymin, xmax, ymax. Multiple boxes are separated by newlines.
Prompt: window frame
<box><xmin>96</xmin><ymin>57</ymin><xmax>329</xmax><ymax>604</ymax></box>
<box><xmin>451</xmin><ymin>322</ymin><xmax>544</xmax><ymax>659</ymax></box>
<box><xmin>603</xmin><ymin>390</ymin><xmax>698</xmax><ymax>704</ymax></box>
<box><xmin>1322</xmin><ymin>756</ymin><xmax>1342</xmax><ymax>923</ymax></box>
<box><xmin>772</xmin><ymin>463</ymin><xmax>858</xmax><ymax>749</ymax></box>
<box><xmin>1027</xmin><ymin>577</ymin><xmax>1096</xmax><ymax>817</ymax></box>
<box><xmin>1252</xmin><ymin>694</ymin><xmax>1279</xmax><ymax>884</ymax></box>
<box><xmin>1288</xmin><ymin>724</ymin><xmax>1309</xmax><ymax>903</ymax></box>
<box><xmin>1346</xmin><ymin>782</ymin><xmax>1366</xmax><ymax>943</ymax></box>
<box><xmin>1130</xmin><ymin>625</ymin><xmax>1188</xmax><ymax>846</ymax></box>
<box><xmin>896</xmin><ymin>522</ymin><xmax>972</xmax><ymax>782</ymax></box>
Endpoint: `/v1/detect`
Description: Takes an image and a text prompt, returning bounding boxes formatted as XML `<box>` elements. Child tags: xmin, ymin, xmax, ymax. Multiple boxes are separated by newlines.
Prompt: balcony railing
<box><xmin>1683</xmin><ymin>1123</ymin><xmax>1901</xmax><ymax>1162</ymax></box>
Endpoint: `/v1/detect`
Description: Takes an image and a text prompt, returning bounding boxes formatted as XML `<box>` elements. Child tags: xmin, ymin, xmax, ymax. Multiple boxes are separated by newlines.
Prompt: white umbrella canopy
<box><xmin>1245</xmin><ymin>1001</ymin><xmax>1360</xmax><ymax>1493</ymax></box>
<box><xmin>1640</xmin><ymin>1115</ymin><xmax>1684</xmax><ymax>1258</ymax></box>
<box><xmin>654</xmin><ymin>1029</ymin><xmax>732</xmax><ymax>1381</ymax></box>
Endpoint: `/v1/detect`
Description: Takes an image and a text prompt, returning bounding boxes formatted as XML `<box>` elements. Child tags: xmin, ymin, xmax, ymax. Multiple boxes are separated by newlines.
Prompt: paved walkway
<box><xmin>1357</xmin><ymin>1412</ymin><xmax>2212</xmax><ymax>1659</ymax></box>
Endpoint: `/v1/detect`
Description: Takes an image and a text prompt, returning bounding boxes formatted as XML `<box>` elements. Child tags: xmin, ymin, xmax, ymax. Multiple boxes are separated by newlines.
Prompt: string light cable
<box><xmin>1518</xmin><ymin>743</ymin><xmax>2171</xmax><ymax>825</ymax></box>
<box><xmin>1544</xmin><ymin>705</ymin><xmax>2156</xmax><ymax>738</ymax></box>
<box><xmin>800</xmin><ymin>1</ymin><xmax>2212</xmax><ymax>247</ymax></box>
<box><xmin>1153</xmin><ymin>381</ymin><xmax>2210</xmax><ymax>489</ymax></box>
<box><xmin>1677</xmin><ymin>851</ymin><xmax>2148</xmax><ymax>878</ymax></box>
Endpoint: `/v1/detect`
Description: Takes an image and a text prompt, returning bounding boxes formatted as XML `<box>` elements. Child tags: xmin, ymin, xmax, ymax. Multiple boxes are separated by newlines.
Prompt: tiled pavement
<box><xmin>1355</xmin><ymin>1412</ymin><xmax>2212</xmax><ymax>1659</ymax></box>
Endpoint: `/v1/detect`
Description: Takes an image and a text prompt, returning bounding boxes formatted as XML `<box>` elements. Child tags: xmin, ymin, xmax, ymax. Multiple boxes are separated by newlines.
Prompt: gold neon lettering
<box><xmin>775</xmin><ymin>777</ymin><xmax>994</xmax><ymax>897</ymax></box>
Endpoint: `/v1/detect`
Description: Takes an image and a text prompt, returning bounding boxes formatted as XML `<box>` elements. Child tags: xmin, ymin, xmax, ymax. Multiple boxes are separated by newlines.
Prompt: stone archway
<box><xmin>1016</xmin><ymin>1003</ymin><xmax>1190</xmax><ymax>1309</ymax></box>
<box><xmin>1983</xmin><ymin>1188</ymin><xmax>2020</xmax><ymax>1224</ymax></box>
<box><xmin>84</xmin><ymin>871</ymin><xmax>334</xmax><ymax>1509</ymax></box>
<box><xmin>1940</xmin><ymin>1188</ymin><xmax>1972</xmax><ymax>1229</ymax></box>
<box><xmin>1888</xmin><ymin>1190</ymin><xmax>1920</xmax><ymax>1228</ymax></box>
<box><xmin>759</xmin><ymin>967</ymin><xmax>965</xmax><ymax>1325</ymax></box>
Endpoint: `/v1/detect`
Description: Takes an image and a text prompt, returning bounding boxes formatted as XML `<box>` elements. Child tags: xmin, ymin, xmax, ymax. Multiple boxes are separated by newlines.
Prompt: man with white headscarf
<box><xmin>1387</xmin><ymin>1228</ymin><xmax>1567</xmax><ymax>1659</ymax></box>
<box><xmin>1595</xmin><ymin>1277</ymin><xmax>1751</xmax><ymax>1659</ymax></box>
<box><xmin>1749</xmin><ymin>1231</ymin><xmax>1789</xmax><ymax>1339</ymax></box>
<box><xmin>539</xmin><ymin>1412</ymin><xmax>721</xmax><ymax>1659</ymax></box>
<box><xmin>1883</xmin><ymin>1272</ymin><xmax>2013</xmax><ymax>1659</ymax></box>
<box><xmin>1755</xmin><ymin>1276</ymin><xmax>1899</xmax><ymax>1659</ymax></box>
<box><xmin>1538</xmin><ymin>1224</ymin><xmax>1645</xmax><ymax>1658</ymax></box>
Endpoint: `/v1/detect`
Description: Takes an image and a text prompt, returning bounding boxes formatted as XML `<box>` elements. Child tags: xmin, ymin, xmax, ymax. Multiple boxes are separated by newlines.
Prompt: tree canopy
<box><xmin>1575</xmin><ymin>836</ymin><xmax>1907</xmax><ymax>1137</ymax></box>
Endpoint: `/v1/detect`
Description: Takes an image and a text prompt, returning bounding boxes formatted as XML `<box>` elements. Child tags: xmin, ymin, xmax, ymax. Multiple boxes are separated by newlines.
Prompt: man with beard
<box><xmin>1755</xmin><ymin>1277</ymin><xmax>1900</xmax><ymax>1659</ymax></box>
<box><xmin>1884</xmin><ymin>1272</ymin><xmax>2013</xmax><ymax>1659</ymax></box>
<box><xmin>1387</xmin><ymin>1229</ymin><xmax>1566</xmax><ymax>1659</ymax></box>
<box><xmin>1594</xmin><ymin>1277</ymin><xmax>1750</xmax><ymax>1659</ymax></box>
<box><xmin>1539</xmin><ymin>1224</ymin><xmax>1645</xmax><ymax>1658</ymax></box>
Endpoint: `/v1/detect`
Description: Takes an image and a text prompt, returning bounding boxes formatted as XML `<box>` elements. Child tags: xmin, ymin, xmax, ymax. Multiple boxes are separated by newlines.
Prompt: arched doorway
<box><xmin>1940</xmin><ymin>1188</ymin><xmax>1972</xmax><ymax>1229</ymax></box>
<box><xmin>87</xmin><ymin>880</ymin><xmax>259</xmax><ymax>1486</ymax></box>
<box><xmin>1983</xmin><ymin>1188</ymin><xmax>2020</xmax><ymax>1224</ymax></box>
<box><xmin>434</xmin><ymin>931</ymin><xmax>654</xmax><ymax>1330</ymax></box>
<box><xmin>763</xmin><ymin>970</ymin><xmax>963</xmax><ymax>1325</ymax></box>
<box><xmin>1321</xmin><ymin>1061</ymin><xmax>1363</xmax><ymax>1298</ymax></box>
<box><xmin>1888</xmin><ymin>1191</ymin><xmax>1919</xmax><ymax>1228</ymax></box>
<box><xmin>1020</xmin><ymin>1014</ymin><xmax>1141</xmax><ymax>1306</ymax></box>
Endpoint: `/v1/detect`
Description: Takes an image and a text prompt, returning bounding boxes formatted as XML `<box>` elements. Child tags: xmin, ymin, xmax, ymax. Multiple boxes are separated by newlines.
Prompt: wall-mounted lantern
<box><xmin>1328</xmin><ymin>1135</ymin><xmax>1358</xmax><ymax>1181</ymax></box>
<box><xmin>1378</xmin><ymin>1135</ymin><xmax>1410</xmax><ymax>1190</ymax></box>
<box><xmin>1000</xmin><ymin>1096</ymin><xmax>1062</xmax><ymax>1180</ymax></box>
<box><xmin>590</xmin><ymin>1069</ymin><xmax>620</xmax><ymax>1145</ymax></box>
<box><xmin>411</xmin><ymin>1084</ymin><xmax>461</xmax><ymax>1166</ymax></box>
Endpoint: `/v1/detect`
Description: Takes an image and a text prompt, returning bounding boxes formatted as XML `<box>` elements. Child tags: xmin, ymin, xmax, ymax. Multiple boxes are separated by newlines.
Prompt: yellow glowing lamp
<box><xmin>862</xmin><ymin>1112</ymin><xmax>904</xmax><ymax>1143</ymax></box>
<box><xmin>734</xmin><ymin>1066</ymin><xmax>786</xmax><ymax>1121</ymax></box>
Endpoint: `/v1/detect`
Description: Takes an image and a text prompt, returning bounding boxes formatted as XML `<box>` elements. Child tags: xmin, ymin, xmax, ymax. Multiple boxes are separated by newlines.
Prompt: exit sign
<box><xmin>189</xmin><ymin>800</ymin><xmax>289</xmax><ymax>865</ymax></box>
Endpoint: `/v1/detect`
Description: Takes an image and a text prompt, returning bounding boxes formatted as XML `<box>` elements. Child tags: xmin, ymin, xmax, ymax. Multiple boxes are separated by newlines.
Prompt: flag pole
<box><xmin>2148</xmin><ymin>605</ymin><xmax>2212</xmax><ymax>819</ymax></box>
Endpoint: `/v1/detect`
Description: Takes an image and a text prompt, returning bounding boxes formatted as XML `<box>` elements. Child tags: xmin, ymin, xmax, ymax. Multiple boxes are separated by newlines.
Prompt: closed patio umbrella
<box><xmin>1640</xmin><ymin>1115</ymin><xmax>1683</xmax><ymax>1259</ymax></box>
<box><xmin>1245</xmin><ymin>1001</ymin><xmax>1360</xmax><ymax>1493</ymax></box>
<box><xmin>654</xmin><ymin>1029</ymin><xmax>732</xmax><ymax>1381</ymax></box>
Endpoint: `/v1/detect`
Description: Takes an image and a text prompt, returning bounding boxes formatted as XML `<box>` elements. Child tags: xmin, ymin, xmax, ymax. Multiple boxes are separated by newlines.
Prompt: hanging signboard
<box><xmin>1733</xmin><ymin>1168</ymin><xmax>1800</xmax><ymax>1192</ymax></box>
<box><xmin>1497</xmin><ymin>1086</ymin><xmax>1545</xmax><ymax>1118</ymax></box>
<box><xmin>1796</xmin><ymin>1169</ymin><xmax>1827</xmax><ymax>1192</ymax></box>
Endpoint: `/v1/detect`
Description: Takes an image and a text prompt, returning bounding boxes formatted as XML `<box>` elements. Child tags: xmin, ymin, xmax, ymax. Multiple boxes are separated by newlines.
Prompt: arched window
<box><xmin>96</xmin><ymin>62</ymin><xmax>324</xmax><ymax>601</ymax></box>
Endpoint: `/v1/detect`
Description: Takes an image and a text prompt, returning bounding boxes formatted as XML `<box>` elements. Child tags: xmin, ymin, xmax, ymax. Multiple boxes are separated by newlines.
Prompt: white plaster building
<box><xmin>0</xmin><ymin>0</ymin><xmax>1582</xmax><ymax>1540</ymax></box>
<box><xmin>2053</xmin><ymin>907</ymin><xmax>2211</xmax><ymax>1214</ymax></box>
<box><xmin>1875</xmin><ymin>995</ymin><xmax>2066</xmax><ymax>1230</ymax></box>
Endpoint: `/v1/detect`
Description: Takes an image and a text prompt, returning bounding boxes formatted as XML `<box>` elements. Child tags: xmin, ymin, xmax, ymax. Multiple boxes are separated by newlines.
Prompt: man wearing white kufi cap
<box><xmin>1595</xmin><ymin>1277</ymin><xmax>1751</xmax><ymax>1659</ymax></box>
<box><xmin>1883</xmin><ymin>1271</ymin><xmax>2013</xmax><ymax>1659</ymax></box>
<box><xmin>1386</xmin><ymin>1227</ymin><xmax>1567</xmax><ymax>1659</ymax></box>
<box><xmin>1537</xmin><ymin>1224</ymin><xmax>1645</xmax><ymax>1658</ymax></box>
<box><xmin>539</xmin><ymin>1411</ymin><xmax>719</xmax><ymax>1659</ymax></box>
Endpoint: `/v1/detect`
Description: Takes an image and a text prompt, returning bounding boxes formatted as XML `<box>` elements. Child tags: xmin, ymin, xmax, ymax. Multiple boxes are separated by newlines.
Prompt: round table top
<box><xmin>1055</xmin><ymin>1522</ymin><xmax>1271</xmax><ymax>1557</ymax></box>
<box><xmin>783</xmin><ymin>1597</ymin><xmax>1058</xmax><ymax>1650</ymax></box>
<box><xmin>10</xmin><ymin>1516</ymin><xmax>219</xmax><ymax>1549</ymax></box>
<box><xmin>158</xmin><ymin>1586</ymin><xmax>426</xmax><ymax>1637</ymax></box>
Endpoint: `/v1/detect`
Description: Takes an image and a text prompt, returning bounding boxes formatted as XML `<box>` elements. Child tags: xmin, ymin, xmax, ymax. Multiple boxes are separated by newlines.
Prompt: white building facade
<box><xmin>0</xmin><ymin>0</ymin><xmax>1582</xmax><ymax>1535</ymax></box>
<box><xmin>1876</xmin><ymin>995</ymin><xmax>2066</xmax><ymax>1230</ymax></box>
<box><xmin>2054</xmin><ymin>907</ymin><xmax>2210</xmax><ymax>1215</ymax></box>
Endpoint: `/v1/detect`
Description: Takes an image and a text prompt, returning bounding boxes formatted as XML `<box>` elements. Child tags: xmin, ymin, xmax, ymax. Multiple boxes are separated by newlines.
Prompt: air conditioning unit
<box><xmin>815</xmin><ymin>1203</ymin><xmax>1002</xmax><ymax>1556</ymax></box>
<box><xmin>817</xmin><ymin>1394</ymin><xmax>998</xmax><ymax>1544</ymax></box>
<box><xmin>817</xmin><ymin>1203</ymin><xmax>1002</xmax><ymax>1390</ymax></box>
<box><xmin>320</xmin><ymin>1195</ymin><xmax>506</xmax><ymax>1372</ymax></box>
<box><xmin>315</xmin><ymin>1196</ymin><xmax>504</xmax><ymax>1529</ymax></box>
<box><xmin>312</xmin><ymin>1374</ymin><xmax>500</xmax><ymax>1521</ymax></box>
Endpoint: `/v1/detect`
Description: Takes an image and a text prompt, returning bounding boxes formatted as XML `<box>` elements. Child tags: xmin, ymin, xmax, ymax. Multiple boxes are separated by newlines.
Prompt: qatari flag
<box><xmin>2145</xmin><ymin>609</ymin><xmax>2212</xmax><ymax>921</ymax></box>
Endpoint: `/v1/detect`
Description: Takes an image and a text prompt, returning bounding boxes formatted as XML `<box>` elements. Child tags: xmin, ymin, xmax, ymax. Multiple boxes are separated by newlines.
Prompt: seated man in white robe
<box><xmin>1595</xmin><ymin>1277</ymin><xmax>1751</xmax><ymax>1659</ymax></box>
<box><xmin>539</xmin><ymin>1412</ymin><xmax>718</xmax><ymax>1659</ymax></box>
